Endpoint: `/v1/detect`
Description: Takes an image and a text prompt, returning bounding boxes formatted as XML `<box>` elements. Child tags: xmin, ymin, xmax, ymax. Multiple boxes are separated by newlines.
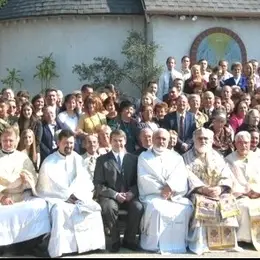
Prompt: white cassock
<box><xmin>36</xmin><ymin>151</ymin><xmax>105</xmax><ymax>258</ymax></box>
<box><xmin>226</xmin><ymin>151</ymin><xmax>260</xmax><ymax>250</ymax></box>
<box><xmin>137</xmin><ymin>149</ymin><xmax>193</xmax><ymax>254</ymax></box>
<box><xmin>0</xmin><ymin>150</ymin><xmax>50</xmax><ymax>246</ymax></box>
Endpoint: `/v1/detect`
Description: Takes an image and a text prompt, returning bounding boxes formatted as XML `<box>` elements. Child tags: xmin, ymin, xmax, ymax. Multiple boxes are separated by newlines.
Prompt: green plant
<box><xmin>122</xmin><ymin>30</ymin><xmax>164</xmax><ymax>93</ymax></box>
<box><xmin>34</xmin><ymin>53</ymin><xmax>59</xmax><ymax>93</ymax></box>
<box><xmin>1</xmin><ymin>68</ymin><xmax>24</xmax><ymax>90</ymax></box>
<box><xmin>73</xmin><ymin>30</ymin><xmax>163</xmax><ymax>95</ymax></box>
<box><xmin>0</xmin><ymin>0</ymin><xmax>8</xmax><ymax>8</ymax></box>
<box><xmin>72</xmin><ymin>57</ymin><xmax>124</xmax><ymax>90</ymax></box>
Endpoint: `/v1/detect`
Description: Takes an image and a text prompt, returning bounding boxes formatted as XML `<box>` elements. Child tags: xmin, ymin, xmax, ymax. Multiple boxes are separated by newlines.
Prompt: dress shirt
<box><xmin>48</xmin><ymin>123</ymin><xmax>57</xmax><ymax>149</ymax></box>
<box><xmin>112</xmin><ymin>150</ymin><xmax>125</xmax><ymax>168</ymax></box>
<box><xmin>234</xmin><ymin>76</ymin><xmax>241</xmax><ymax>86</ymax></box>
<box><xmin>158</xmin><ymin>69</ymin><xmax>183</xmax><ymax>100</ymax></box>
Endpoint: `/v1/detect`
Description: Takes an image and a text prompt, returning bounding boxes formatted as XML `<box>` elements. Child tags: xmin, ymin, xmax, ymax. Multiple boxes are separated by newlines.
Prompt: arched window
<box><xmin>190</xmin><ymin>27</ymin><xmax>247</xmax><ymax>68</ymax></box>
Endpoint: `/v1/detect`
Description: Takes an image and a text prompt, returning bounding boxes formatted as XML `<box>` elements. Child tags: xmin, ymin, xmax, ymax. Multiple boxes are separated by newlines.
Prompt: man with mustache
<box><xmin>183</xmin><ymin>127</ymin><xmax>240</xmax><ymax>255</ymax></box>
<box><xmin>36</xmin><ymin>129</ymin><xmax>105</xmax><ymax>258</ymax></box>
<box><xmin>137</xmin><ymin>128</ymin><xmax>193</xmax><ymax>254</ymax></box>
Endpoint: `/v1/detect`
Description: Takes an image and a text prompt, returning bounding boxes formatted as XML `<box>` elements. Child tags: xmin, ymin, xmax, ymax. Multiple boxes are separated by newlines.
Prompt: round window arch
<box><xmin>190</xmin><ymin>27</ymin><xmax>247</xmax><ymax>68</ymax></box>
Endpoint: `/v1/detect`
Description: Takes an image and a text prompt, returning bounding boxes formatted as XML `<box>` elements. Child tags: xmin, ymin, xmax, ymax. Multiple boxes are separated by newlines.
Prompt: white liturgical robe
<box><xmin>36</xmin><ymin>151</ymin><xmax>105</xmax><ymax>258</ymax></box>
<box><xmin>0</xmin><ymin>150</ymin><xmax>50</xmax><ymax>246</ymax></box>
<box><xmin>137</xmin><ymin>149</ymin><xmax>193</xmax><ymax>254</ymax></box>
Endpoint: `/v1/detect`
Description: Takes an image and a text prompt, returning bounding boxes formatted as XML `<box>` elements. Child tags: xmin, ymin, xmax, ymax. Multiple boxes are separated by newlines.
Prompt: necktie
<box><xmin>169</xmin><ymin>72</ymin><xmax>173</xmax><ymax>90</ymax></box>
<box><xmin>179</xmin><ymin>115</ymin><xmax>184</xmax><ymax>140</ymax></box>
<box><xmin>117</xmin><ymin>154</ymin><xmax>122</xmax><ymax>170</ymax></box>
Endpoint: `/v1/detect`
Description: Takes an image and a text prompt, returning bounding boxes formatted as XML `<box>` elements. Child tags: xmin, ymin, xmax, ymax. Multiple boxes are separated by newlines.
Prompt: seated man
<box><xmin>36</xmin><ymin>129</ymin><xmax>105</xmax><ymax>258</ymax></box>
<box><xmin>0</xmin><ymin>127</ymin><xmax>50</xmax><ymax>255</ymax></box>
<box><xmin>226</xmin><ymin>131</ymin><xmax>260</xmax><ymax>251</ymax></box>
<box><xmin>183</xmin><ymin>127</ymin><xmax>240</xmax><ymax>255</ymax></box>
<box><xmin>137</xmin><ymin>128</ymin><xmax>193</xmax><ymax>254</ymax></box>
<box><xmin>82</xmin><ymin>133</ymin><xmax>101</xmax><ymax>181</ymax></box>
<box><xmin>94</xmin><ymin>129</ymin><xmax>144</xmax><ymax>252</ymax></box>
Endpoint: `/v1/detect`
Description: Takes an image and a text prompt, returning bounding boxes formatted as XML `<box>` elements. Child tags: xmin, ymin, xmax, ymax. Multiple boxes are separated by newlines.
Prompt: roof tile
<box><xmin>143</xmin><ymin>0</ymin><xmax>260</xmax><ymax>17</ymax></box>
<box><xmin>0</xmin><ymin>0</ymin><xmax>143</xmax><ymax>20</ymax></box>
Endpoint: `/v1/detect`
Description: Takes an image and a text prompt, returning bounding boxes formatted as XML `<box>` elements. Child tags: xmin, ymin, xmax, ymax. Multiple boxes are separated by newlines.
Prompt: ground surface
<box><xmin>1</xmin><ymin>243</ymin><xmax>260</xmax><ymax>258</ymax></box>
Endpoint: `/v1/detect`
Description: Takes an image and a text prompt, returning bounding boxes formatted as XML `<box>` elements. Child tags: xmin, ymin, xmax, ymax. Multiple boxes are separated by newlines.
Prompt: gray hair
<box><xmin>188</xmin><ymin>94</ymin><xmax>200</xmax><ymax>101</ymax></box>
<box><xmin>139</xmin><ymin>127</ymin><xmax>153</xmax><ymax>137</ymax></box>
<box><xmin>244</xmin><ymin>109</ymin><xmax>260</xmax><ymax>124</ymax></box>
<box><xmin>234</xmin><ymin>131</ymin><xmax>251</xmax><ymax>143</ymax></box>
<box><xmin>153</xmin><ymin>128</ymin><xmax>170</xmax><ymax>140</ymax></box>
<box><xmin>193</xmin><ymin>127</ymin><xmax>214</xmax><ymax>142</ymax></box>
<box><xmin>203</xmin><ymin>91</ymin><xmax>214</xmax><ymax>99</ymax></box>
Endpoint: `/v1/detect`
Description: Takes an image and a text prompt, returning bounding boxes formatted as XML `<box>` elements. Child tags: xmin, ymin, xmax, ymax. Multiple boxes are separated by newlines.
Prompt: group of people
<box><xmin>1</xmin><ymin>55</ymin><xmax>260</xmax><ymax>257</ymax></box>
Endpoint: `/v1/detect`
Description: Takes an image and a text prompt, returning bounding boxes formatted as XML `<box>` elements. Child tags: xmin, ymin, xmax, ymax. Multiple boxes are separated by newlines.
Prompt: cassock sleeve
<box><xmin>22</xmin><ymin>156</ymin><xmax>38</xmax><ymax>194</ymax></box>
<box><xmin>166</xmin><ymin>155</ymin><xmax>188</xmax><ymax>196</ymax></box>
<box><xmin>93</xmin><ymin>156</ymin><xmax>118</xmax><ymax>199</ymax></box>
<box><xmin>137</xmin><ymin>155</ymin><xmax>162</xmax><ymax>198</ymax></box>
<box><xmin>35</xmin><ymin>159</ymin><xmax>50</xmax><ymax>197</ymax></box>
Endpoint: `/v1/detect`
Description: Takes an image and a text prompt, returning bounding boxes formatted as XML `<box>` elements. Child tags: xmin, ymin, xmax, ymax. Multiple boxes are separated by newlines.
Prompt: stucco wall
<box><xmin>150</xmin><ymin>16</ymin><xmax>260</xmax><ymax>70</ymax></box>
<box><xmin>0</xmin><ymin>15</ymin><xmax>144</xmax><ymax>97</ymax></box>
<box><xmin>1</xmin><ymin>14</ymin><xmax>259</xmax><ymax>98</ymax></box>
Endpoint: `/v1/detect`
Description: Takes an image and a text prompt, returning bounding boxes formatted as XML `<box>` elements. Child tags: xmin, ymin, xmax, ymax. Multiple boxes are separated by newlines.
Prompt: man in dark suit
<box><xmin>162</xmin><ymin>94</ymin><xmax>196</xmax><ymax>154</ymax></box>
<box><xmin>224</xmin><ymin>62</ymin><xmax>247</xmax><ymax>92</ymax></box>
<box><xmin>93</xmin><ymin>129</ymin><xmax>144</xmax><ymax>252</ymax></box>
<box><xmin>40</xmin><ymin>106</ymin><xmax>62</xmax><ymax>165</ymax></box>
<box><xmin>45</xmin><ymin>88</ymin><xmax>61</xmax><ymax>116</ymax></box>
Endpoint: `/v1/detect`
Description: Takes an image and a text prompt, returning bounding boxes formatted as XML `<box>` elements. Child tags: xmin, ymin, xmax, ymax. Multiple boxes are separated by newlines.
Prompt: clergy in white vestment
<box><xmin>36</xmin><ymin>129</ymin><xmax>105</xmax><ymax>258</ymax></box>
<box><xmin>183</xmin><ymin>127</ymin><xmax>240</xmax><ymax>255</ymax></box>
<box><xmin>0</xmin><ymin>127</ymin><xmax>50</xmax><ymax>254</ymax></box>
<box><xmin>226</xmin><ymin>131</ymin><xmax>260</xmax><ymax>251</ymax></box>
<box><xmin>158</xmin><ymin>56</ymin><xmax>183</xmax><ymax>100</ymax></box>
<box><xmin>137</xmin><ymin>128</ymin><xmax>193</xmax><ymax>254</ymax></box>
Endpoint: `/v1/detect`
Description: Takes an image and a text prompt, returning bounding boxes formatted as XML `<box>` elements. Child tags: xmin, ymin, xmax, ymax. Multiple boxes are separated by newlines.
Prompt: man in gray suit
<box><xmin>93</xmin><ymin>129</ymin><xmax>144</xmax><ymax>252</ymax></box>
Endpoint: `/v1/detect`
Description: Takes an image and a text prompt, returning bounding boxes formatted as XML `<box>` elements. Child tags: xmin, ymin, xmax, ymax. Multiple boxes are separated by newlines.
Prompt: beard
<box><xmin>64</xmin><ymin>147</ymin><xmax>73</xmax><ymax>155</ymax></box>
<box><xmin>195</xmin><ymin>144</ymin><xmax>209</xmax><ymax>154</ymax></box>
<box><xmin>153</xmin><ymin>145</ymin><xmax>167</xmax><ymax>155</ymax></box>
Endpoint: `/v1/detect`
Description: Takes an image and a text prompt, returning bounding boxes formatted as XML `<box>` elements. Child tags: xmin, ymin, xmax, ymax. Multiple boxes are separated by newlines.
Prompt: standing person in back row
<box><xmin>158</xmin><ymin>56</ymin><xmax>183</xmax><ymax>100</ymax></box>
<box><xmin>162</xmin><ymin>94</ymin><xmax>196</xmax><ymax>154</ymax></box>
<box><xmin>93</xmin><ymin>129</ymin><xmax>144</xmax><ymax>252</ymax></box>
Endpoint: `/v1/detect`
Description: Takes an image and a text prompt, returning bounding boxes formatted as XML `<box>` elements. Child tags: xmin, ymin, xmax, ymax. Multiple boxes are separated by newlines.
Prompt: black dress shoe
<box><xmin>109</xmin><ymin>241</ymin><xmax>120</xmax><ymax>253</ymax></box>
<box><xmin>122</xmin><ymin>240</ymin><xmax>139</xmax><ymax>251</ymax></box>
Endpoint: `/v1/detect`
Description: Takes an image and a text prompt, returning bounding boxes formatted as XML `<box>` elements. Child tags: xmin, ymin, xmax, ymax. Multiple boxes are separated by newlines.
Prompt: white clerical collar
<box><xmin>57</xmin><ymin>150</ymin><xmax>72</xmax><ymax>159</ymax></box>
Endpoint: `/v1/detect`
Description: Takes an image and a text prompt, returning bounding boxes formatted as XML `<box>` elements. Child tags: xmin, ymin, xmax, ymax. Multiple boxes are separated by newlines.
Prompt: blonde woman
<box><xmin>17</xmin><ymin>129</ymin><xmax>39</xmax><ymax>170</ymax></box>
<box><xmin>183</xmin><ymin>64</ymin><xmax>207</xmax><ymax>94</ymax></box>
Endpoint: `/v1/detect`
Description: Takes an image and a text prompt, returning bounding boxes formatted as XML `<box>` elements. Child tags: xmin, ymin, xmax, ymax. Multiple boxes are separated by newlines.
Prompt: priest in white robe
<box><xmin>183</xmin><ymin>127</ymin><xmax>240</xmax><ymax>255</ymax></box>
<box><xmin>0</xmin><ymin>127</ymin><xmax>50</xmax><ymax>255</ymax></box>
<box><xmin>36</xmin><ymin>129</ymin><xmax>105</xmax><ymax>258</ymax></box>
<box><xmin>226</xmin><ymin>131</ymin><xmax>260</xmax><ymax>251</ymax></box>
<box><xmin>137</xmin><ymin>128</ymin><xmax>193</xmax><ymax>254</ymax></box>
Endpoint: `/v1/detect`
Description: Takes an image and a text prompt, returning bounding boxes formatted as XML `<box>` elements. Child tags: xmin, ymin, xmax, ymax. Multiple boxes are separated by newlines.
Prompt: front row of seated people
<box><xmin>0</xmin><ymin>126</ymin><xmax>260</xmax><ymax>256</ymax></box>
